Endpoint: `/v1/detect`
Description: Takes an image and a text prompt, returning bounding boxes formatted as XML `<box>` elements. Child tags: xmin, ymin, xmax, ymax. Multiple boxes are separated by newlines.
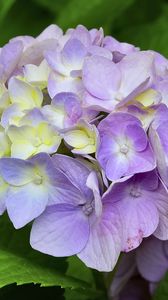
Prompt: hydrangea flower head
<box><xmin>0</xmin><ymin>24</ymin><xmax>168</xmax><ymax>275</ymax></box>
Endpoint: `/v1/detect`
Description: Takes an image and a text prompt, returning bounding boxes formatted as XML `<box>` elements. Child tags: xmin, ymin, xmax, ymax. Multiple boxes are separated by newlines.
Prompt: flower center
<box><xmin>130</xmin><ymin>186</ymin><xmax>141</xmax><ymax>198</ymax></box>
<box><xmin>82</xmin><ymin>202</ymin><xmax>94</xmax><ymax>216</ymax></box>
<box><xmin>120</xmin><ymin>144</ymin><xmax>129</xmax><ymax>154</ymax></box>
<box><xmin>34</xmin><ymin>137</ymin><xmax>42</xmax><ymax>147</ymax></box>
<box><xmin>33</xmin><ymin>174</ymin><xmax>43</xmax><ymax>185</ymax></box>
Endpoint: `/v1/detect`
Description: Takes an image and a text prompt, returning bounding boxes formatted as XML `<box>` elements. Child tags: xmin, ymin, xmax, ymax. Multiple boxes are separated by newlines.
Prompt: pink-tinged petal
<box><xmin>104</xmin><ymin>176</ymin><xmax>159</xmax><ymax>252</ymax></box>
<box><xmin>82</xmin><ymin>55</ymin><xmax>121</xmax><ymax>100</ymax></box>
<box><xmin>154</xmin><ymin>182</ymin><xmax>168</xmax><ymax>240</ymax></box>
<box><xmin>0</xmin><ymin>157</ymin><xmax>34</xmax><ymax>186</ymax></box>
<box><xmin>118</xmin><ymin>51</ymin><xmax>155</xmax><ymax>98</ymax></box>
<box><xmin>120</xmin><ymin>197</ymin><xmax>159</xmax><ymax>252</ymax></box>
<box><xmin>136</xmin><ymin>237</ymin><xmax>168</xmax><ymax>282</ymax></box>
<box><xmin>78</xmin><ymin>203</ymin><xmax>122</xmax><ymax>271</ymax></box>
<box><xmin>62</xmin><ymin>38</ymin><xmax>87</xmax><ymax>70</ymax></box>
<box><xmin>0</xmin><ymin>41</ymin><xmax>23</xmax><ymax>83</ymax></box>
<box><xmin>30</xmin><ymin>204</ymin><xmax>89</xmax><ymax>256</ymax></box>
<box><xmin>6</xmin><ymin>183</ymin><xmax>48</xmax><ymax>228</ymax></box>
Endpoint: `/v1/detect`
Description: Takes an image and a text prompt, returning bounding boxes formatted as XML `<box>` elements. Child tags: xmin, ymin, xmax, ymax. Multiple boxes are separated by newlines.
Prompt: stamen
<box><xmin>120</xmin><ymin>144</ymin><xmax>129</xmax><ymax>154</ymax></box>
<box><xmin>82</xmin><ymin>202</ymin><xmax>94</xmax><ymax>216</ymax></box>
<box><xmin>130</xmin><ymin>186</ymin><xmax>141</xmax><ymax>198</ymax></box>
<box><xmin>33</xmin><ymin>174</ymin><xmax>43</xmax><ymax>185</ymax></box>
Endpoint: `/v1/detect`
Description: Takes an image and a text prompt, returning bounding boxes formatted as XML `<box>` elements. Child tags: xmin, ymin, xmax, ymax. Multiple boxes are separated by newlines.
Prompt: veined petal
<box><xmin>83</xmin><ymin>55</ymin><xmax>121</xmax><ymax>100</ymax></box>
<box><xmin>30</xmin><ymin>204</ymin><xmax>89</xmax><ymax>256</ymax></box>
<box><xmin>78</xmin><ymin>203</ymin><xmax>121</xmax><ymax>271</ymax></box>
<box><xmin>62</xmin><ymin>38</ymin><xmax>87</xmax><ymax>71</ymax></box>
<box><xmin>6</xmin><ymin>183</ymin><xmax>48</xmax><ymax>228</ymax></box>
<box><xmin>0</xmin><ymin>157</ymin><xmax>35</xmax><ymax>185</ymax></box>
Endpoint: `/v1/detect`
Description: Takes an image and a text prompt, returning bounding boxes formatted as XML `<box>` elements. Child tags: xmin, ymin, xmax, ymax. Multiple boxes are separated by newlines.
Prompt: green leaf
<box><xmin>0</xmin><ymin>0</ymin><xmax>15</xmax><ymax>23</ymax></box>
<box><xmin>117</xmin><ymin>3</ymin><xmax>168</xmax><ymax>57</ymax></box>
<box><xmin>64</xmin><ymin>256</ymin><xmax>106</xmax><ymax>300</ymax></box>
<box><xmin>153</xmin><ymin>272</ymin><xmax>168</xmax><ymax>300</ymax></box>
<box><xmin>64</xmin><ymin>287</ymin><xmax>107</xmax><ymax>300</ymax></box>
<box><xmin>56</xmin><ymin>0</ymin><xmax>136</xmax><ymax>32</ymax></box>
<box><xmin>0</xmin><ymin>283</ymin><xmax>64</xmax><ymax>300</ymax></box>
<box><xmin>0</xmin><ymin>214</ymin><xmax>89</xmax><ymax>290</ymax></box>
<box><xmin>66</xmin><ymin>256</ymin><xmax>95</xmax><ymax>285</ymax></box>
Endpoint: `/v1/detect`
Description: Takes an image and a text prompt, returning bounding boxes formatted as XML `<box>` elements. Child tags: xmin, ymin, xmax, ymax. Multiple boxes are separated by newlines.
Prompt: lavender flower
<box><xmin>30</xmin><ymin>155</ymin><xmax>122</xmax><ymax>271</ymax></box>
<box><xmin>97</xmin><ymin>112</ymin><xmax>155</xmax><ymax>180</ymax></box>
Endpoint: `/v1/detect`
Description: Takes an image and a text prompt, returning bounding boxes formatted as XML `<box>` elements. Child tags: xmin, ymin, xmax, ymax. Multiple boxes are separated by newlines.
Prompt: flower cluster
<box><xmin>0</xmin><ymin>24</ymin><xmax>168</xmax><ymax>272</ymax></box>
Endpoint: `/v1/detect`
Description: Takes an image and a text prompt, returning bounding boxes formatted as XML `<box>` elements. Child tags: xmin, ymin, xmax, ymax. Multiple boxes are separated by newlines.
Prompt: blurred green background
<box><xmin>1</xmin><ymin>0</ymin><xmax>168</xmax><ymax>57</ymax></box>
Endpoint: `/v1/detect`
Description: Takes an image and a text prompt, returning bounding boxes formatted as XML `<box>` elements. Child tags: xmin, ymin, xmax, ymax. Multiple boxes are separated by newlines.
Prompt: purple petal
<box><xmin>136</xmin><ymin>236</ymin><xmax>168</xmax><ymax>282</ymax></box>
<box><xmin>37</xmin><ymin>24</ymin><xmax>63</xmax><ymax>41</ymax></box>
<box><xmin>62</xmin><ymin>38</ymin><xmax>87</xmax><ymax>70</ymax></box>
<box><xmin>45</xmin><ymin>50</ymin><xmax>67</xmax><ymax>75</ymax></box>
<box><xmin>125</xmin><ymin>124</ymin><xmax>148</xmax><ymax>151</ymax></box>
<box><xmin>52</xmin><ymin>92</ymin><xmax>82</xmax><ymax>127</ymax></box>
<box><xmin>88</xmin><ymin>45</ymin><xmax>112</xmax><ymax>60</ymax></box>
<box><xmin>118</xmin><ymin>51</ymin><xmax>155</xmax><ymax>98</ymax></box>
<box><xmin>0</xmin><ymin>41</ymin><xmax>23</xmax><ymax>82</ymax></box>
<box><xmin>105</xmin><ymin>154</ymin><xmax>129</xmax><ymax>181</ymax></box>
<box><xmin>6</xmin><ymin>183</ymin><xmax>48</xmax><ymax>228</ymax></box>
<box><xmin>154</xmin><ymin>181</ymin><xmax>168</xmax><ymax>240</ymax></box>
<box><xmin>0</xmin><ymin>157</ymin><xmax>34</xmax><ymax>186</ymax></box>
<box><xmin>30</xmin><ymin>204</ymin><xmax>89</xmax><ymax>256</ymax></box>
<box><xmin>82</xmin><ymin>55</ymin><xmax>121</xmax><ymax>100</ymax></box>
<box><xmin>71</xmin><ymin>25</ymin><xmax>91</xmax><ymax>48</ymax></box>
<box><xmin>104</xmin><ymin>173</ymin><xmax>160</xmax><ymax>251</ymax></box>
<box><xmin>52</xmin><ymin>154</ymin><xmax>92</xmax><ymax>199</ymax></box>
<box><xmin>109</xmin><ymin>252</ymin><xmax>136</xmax><ymax>298</ymax></box>
<box><xmin>86</xmin><ymin>171</ymin><xmax>102</xmax><ymax>217</ymax></box>
<box><xmin>30</xmin><ymin>153</ymin><xmax>86</xmax><ymax>206</ymax></box>
<box><xmin>20</xmin><ymin>39</ymin><xmax>58</xmax><ymax>66</ymax></box>
<box><xmin>78</xmin><ymin>203</ymin><xmax>121</xmax><ymax>271</ymax></box>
